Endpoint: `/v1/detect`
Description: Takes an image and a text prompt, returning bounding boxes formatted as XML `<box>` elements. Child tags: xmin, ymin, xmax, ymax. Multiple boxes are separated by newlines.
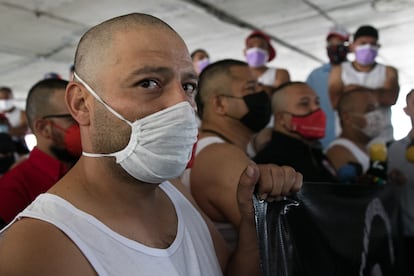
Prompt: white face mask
<box><xmin>0</xmin><ymin>99</ymin><xmax>14</xmax><ymax>112</ymax></box>
<box><xmin>353</xmin><ymin>109</ymin><xmax>383</xmax><ymax>139</ymax></box>
<box><xmin>74</xmin><ymin>72</ymin><xmax>198</xmax><ymax>184</ymax></box>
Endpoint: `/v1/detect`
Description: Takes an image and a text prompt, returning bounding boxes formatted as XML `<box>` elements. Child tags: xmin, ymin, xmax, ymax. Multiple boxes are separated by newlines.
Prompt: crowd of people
<box><xmin>0</xmin><ymin>12</ymin><xmax>412</xmax><ymax>275</ymax></box>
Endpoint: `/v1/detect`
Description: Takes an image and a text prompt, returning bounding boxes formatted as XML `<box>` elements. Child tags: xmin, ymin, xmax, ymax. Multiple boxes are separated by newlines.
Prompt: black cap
<box><xmin>354</xmin><ymin>25</ymin><xmax>378</xmax><ymax>41</ymax></box>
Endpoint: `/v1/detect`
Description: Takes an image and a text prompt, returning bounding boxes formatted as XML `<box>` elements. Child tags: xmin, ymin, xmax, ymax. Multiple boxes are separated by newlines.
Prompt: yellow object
<box><xmin>406</xmin><ymin>146</ymin><xmax>414</xmax><ymax>163</ymax></box>
<box><xmin>369</xmin><ymin>143</ymin><xmax>387</xmax><ymax>162</ymax></box>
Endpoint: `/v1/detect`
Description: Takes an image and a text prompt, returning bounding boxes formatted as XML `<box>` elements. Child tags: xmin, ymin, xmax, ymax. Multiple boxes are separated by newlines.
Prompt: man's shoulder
<box><xmin>197</xmin><ymin>141</ymin><xmax>248</xmax><ymax>162</ymax></box>
<box><xmin>0</xmin><ymin>218</ymin><xmax>95</xmax><ymax>275</ymax></box>
<box><xmin>191</xmin><ymin>141</ymin><xmax>250</xmax><ymax>188</ymax></box>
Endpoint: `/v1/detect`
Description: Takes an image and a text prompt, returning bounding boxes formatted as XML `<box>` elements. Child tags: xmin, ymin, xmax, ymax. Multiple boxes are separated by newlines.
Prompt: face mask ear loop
<box><xmin>73</xmin><ymin>72</ymin><xmax>133</xmax><ymax>128</ymax></box>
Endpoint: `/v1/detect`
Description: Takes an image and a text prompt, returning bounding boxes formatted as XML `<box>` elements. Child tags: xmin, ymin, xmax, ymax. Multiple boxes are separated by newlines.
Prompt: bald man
<box><xmin>253</xmin><ymin>81</ymin><xmax>337</xmax><ymax>182</ymax></box>
<box><xmin>325</xmin><ymin>89</ymin><xmax>381</xmax><ymax>182</ymax></box>
<box><xmin>0</xmin><ymin>14</ymin><xmax>302</xmax><ymax>275</ymax></box>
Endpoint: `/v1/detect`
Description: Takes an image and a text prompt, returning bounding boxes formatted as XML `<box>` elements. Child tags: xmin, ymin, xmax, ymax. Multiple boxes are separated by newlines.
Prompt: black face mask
<box><xmin>0</xmin><ymin>155</ymin><xmax>15</xmax><ymax>174</ymax></box>
<box><xmin>239</xmin><ymin>91</ymin><xmax>272</xmax><ymax>132</ymax></box>
<box><xmin>327</xmin><ymin>44</ymin><xmax>348</xmax><ymax>64</ymax></box>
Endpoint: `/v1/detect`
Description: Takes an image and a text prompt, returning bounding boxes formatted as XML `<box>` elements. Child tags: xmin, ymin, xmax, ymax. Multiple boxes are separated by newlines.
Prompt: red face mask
<box><xmin>64</xmin><ymin>124</ymin><xmax>82</xmax><ymax>157</ymax></box>
<box><xmin>51</xmin><ymin>122</ymin><xmax>82</xmax><ymax>157</ymax></box>
<box><xmin>290</xmin><ymin>109</ymin><xmax>326</xmax><ymax>140</ymax></box>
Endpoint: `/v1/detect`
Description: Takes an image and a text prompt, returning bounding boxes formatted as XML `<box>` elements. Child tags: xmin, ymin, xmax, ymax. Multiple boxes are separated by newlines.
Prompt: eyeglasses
<box><xmin>42</xmin><ymin>113</ymin><xmax>77</xmax><ymax>124</ymax></box>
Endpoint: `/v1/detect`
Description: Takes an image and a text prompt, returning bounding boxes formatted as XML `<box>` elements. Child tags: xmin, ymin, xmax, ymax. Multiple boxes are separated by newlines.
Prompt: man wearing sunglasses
<box><xmin>0</xmin><ymin>78</ymin><xmax>81</xmax><ymax>228</ymax></box>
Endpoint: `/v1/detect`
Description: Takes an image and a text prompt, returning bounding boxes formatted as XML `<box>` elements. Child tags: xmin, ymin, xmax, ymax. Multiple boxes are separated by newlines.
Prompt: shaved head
<box><xmin>74</xmin><ymin>13</ymin><xmax>177</xmax><ymax>89</ymax></box>
<box><xmin>271</xmin><ymin>81</ymin><xmax>308</xmax><ymax>113</ymax></box>
<box><xmin>195</xmin><ymin>59</ymin><xmax>248</xmax><ymax>119</ymax></box>
<box><xmin>337</xmin><ymin>88</ymin><xmax>375</xmax><ymax>116</ymax></box>
<box><xmin>25</xmin><ymin>78</ymin><xmax>69</xmax><ymax>130</ymax></box>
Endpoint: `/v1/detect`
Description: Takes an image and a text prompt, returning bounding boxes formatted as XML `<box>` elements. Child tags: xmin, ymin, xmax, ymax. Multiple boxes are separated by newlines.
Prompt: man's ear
<box><xmin>275</xmin><ymin>111</ymin><xmax>287</xmax><ymax>127</ymax></box>
<box><xmin>34</xmin><ymin>118</ymin><xmax>53</xmax><ymax>140</ymax></box>
<box><xmin>341</xmin><ymin>111</ymin><xmax>353</xmax><ymax>126</ymax></box>
<box><xmin>213</xmin><ymin>95</ymin><xmax>227</xmax><ymax>115</ymax></box>
<box><xmin>66</xmin><ymin>82</ymin><xmax>90</xmax><ymax>126</ymax></box>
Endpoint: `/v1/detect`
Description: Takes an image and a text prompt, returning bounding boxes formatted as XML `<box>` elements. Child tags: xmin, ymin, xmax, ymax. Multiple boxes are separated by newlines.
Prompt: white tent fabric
<box><xmin>1</xmin><ymin>0</ymin><xmax>413</xmax><ymax>115</ymax></box>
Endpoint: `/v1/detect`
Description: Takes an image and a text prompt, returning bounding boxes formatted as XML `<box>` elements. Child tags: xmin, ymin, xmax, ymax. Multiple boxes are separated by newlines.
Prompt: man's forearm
<box><xmin>225</xmin><ymin>215</ymin><xmax>260</xmax><ymax>276</ymax></box>
<box><xmin>371</xmin><ymin>87</ymin><xmax>399</xmax><ymax>106</ymax></box>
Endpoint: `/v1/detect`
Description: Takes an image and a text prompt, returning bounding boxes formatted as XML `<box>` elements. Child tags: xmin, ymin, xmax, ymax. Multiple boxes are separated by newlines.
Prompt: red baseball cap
<box><xmin>326</xmin><ymin>25</ymin><xmax>350</xmax><ymax>41</ymax></box>
<box><xmin>246</xmin><ymin>30</ymin><xmax>276</xmax><ymax>62</ymax></box>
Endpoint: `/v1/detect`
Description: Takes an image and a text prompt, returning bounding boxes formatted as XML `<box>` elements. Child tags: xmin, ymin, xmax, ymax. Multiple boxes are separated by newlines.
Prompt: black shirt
<box><xmin>253</xmin><ymin>131</ymin><xmax>337</xmax><ymax>183</ymax></box>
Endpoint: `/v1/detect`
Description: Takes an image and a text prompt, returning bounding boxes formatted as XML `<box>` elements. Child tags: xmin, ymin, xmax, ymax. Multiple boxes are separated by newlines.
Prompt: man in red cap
<box><xmin>243</xmin><ymin>31</ymin><xmax>291</xmax><ymax>156</ymax></box>
<box><xmin>244</xmin><ymin>30</ymin><xmax>290</xmax><ymax>90</ymax></box>
<box><xmin>306</xmin><ymin>25</ymin><xmax>350</xmax><ymax>149</ymax></box>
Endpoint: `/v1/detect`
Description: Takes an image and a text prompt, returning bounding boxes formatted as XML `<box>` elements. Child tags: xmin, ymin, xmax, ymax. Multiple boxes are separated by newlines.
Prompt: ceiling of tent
<box><xmin>1</xmin><ymin>0</ymin><xmax>414</xmax><ymax>109</ymax></box>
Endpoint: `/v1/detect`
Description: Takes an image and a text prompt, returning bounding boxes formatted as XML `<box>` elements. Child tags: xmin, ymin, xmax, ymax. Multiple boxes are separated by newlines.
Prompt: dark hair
<box><xmin>354</xmin><ymin>25</ymin><xmax>378</xmax><ymax>41</ymax></box>
<box><xmin>0</xmin><ymin>87</ymin><xmax>12</xmax><ymax>95</ymax></box>
<box><xmin>190</xmin><ymin>49</ymin><xmax>209</xmax><ymax>59</ymax></box>
<box><xmin>26</xmin><ymin>78</ymin><xmax>69</xmax><ymax>130</ymax></box>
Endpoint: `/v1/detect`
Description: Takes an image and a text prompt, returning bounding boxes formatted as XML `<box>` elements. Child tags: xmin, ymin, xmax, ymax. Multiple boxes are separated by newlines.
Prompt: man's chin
<box><xmin>50</xmin><ymin>146</ymin><xmax>80</xmax><ymax>165</ymax></box>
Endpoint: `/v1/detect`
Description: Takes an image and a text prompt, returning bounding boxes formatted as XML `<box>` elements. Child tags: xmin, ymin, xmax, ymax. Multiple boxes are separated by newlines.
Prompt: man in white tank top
<box><xmin>0</xmin><ymin>13</ymin><xmax>303</xmax><ymax>276</ymax></box>
<box><xmin>329</xmin><ymin>25</ymin><xmax>399</xmax><ymax>144</ymax></box>
<box><xmin>244</xmin><ymin>31</ymin><xmax>290</xmax><ymax>91</ymax></box>
<box><xmin>326</xmin><ymin>89</ymin><xmax>381</xmax><ymax>183</ymax></box>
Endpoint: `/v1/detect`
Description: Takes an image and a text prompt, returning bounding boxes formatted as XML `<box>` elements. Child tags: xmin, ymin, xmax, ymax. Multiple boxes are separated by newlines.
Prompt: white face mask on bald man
<box><xmin>74</xmin><ymin>72</ymin><xmax>198</xmax><ymax>184</ymax></box>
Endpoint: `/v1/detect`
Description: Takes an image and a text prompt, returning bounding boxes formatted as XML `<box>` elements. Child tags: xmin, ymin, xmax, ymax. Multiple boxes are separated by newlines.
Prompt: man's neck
<box><xmin>351</xmin><ymin>61</ymin><xmax>375</xmax><ymax>72</ymax></box>
<box><xmin>200</xmin><ymin>120</ymin><xmax>252</xmax><ymax>151</ymax></box>
<box><xmin>340</xmin><ymin>130</ymin><xmax>369</xmax><ymax>153</ymax></box>
<box><xmin>249</xmin><ymin>66</ymin><xmax>268</xmax><ymax>77</ymax></box>
<box><xmin>273</xmin><ymin>125</ymin><xmax>306</xmax><ymax>144</ymax></box>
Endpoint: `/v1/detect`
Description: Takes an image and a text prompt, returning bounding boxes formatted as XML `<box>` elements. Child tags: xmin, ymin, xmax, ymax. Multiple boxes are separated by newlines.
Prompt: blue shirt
<box><xmin>306</xmin><ymin>63</ymin><xmax>334</xmax><ymax>149</ymax></box>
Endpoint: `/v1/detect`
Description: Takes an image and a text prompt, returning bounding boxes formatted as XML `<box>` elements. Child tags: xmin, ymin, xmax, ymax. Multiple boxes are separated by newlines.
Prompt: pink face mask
<box><xmin>354</xmin><ymin>44</ymin><xmax>378</xmax><ymax>66</ymax></box>
<box><xmin>290</xmin><ymin>109</ymin><xmax>326</xmax><ymax>140</ymax></box>
<box><xmin>196</xmin><ymin>58</ymin><xmax>210</xmax><ymax>74</ymax></box>
<box><xmin>245</xmin><ymin>47</ymin><xmax>268</xmax><ymax>68</ymax></box>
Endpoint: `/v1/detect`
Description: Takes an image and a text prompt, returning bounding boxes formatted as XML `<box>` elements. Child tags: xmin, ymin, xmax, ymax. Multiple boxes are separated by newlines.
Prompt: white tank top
<box><xmin>258</xmin><ymin>68</ymin><xmax>277</xmax><ymax>86</ymax></box>
<box><xmin>341</xmin><ymin>62</ymin><xmax>386</xmax><ymax>89</ymax></box>
<box><xmin>181</xmin><ymin>136</ymin><xmax>225</xmax><ymax>189</ymax></box>
<box><xmin>4</xmin><ymin>181</ymin><xmax>222</xmax><ymax>276</ymax></box>
<box><xmin>340</xmin><ymin>62</ymin><xmax>392</xmax><ymax>142</ymax></box>
<box><xmin>181</xmin><ymin>136</ymin><xmax>237</xmax><ymax>250</ymax></box>
<box><xmin>325</xmin><ymin>138</ymin><xmax>370</xmax><ymax>173</ymax></box>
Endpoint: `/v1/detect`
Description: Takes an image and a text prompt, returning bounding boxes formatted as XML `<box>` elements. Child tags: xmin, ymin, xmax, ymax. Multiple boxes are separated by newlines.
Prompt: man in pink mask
<box><xmin>191</xmin><ymin>48</ymin><xmax>210</xmax><ymax>76</ymax></box>
<box><xmin>253</xmin><ymin>82</ymin><xmax>337</xmax><ymax>182</ymax></box>
<box><xmin>244</xmin><ymin>30</ymin><xmax>290</xmax><ymax>91</ymax></box>
<box><xmin>0</xmin><ymin>78</ymin><xmax>81</xmax><ymax>227</ymax></box>
<box><xmin>329</xmin><ymin>25</ymin><xmax>399</xmax><ymax>145</ymax></box>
